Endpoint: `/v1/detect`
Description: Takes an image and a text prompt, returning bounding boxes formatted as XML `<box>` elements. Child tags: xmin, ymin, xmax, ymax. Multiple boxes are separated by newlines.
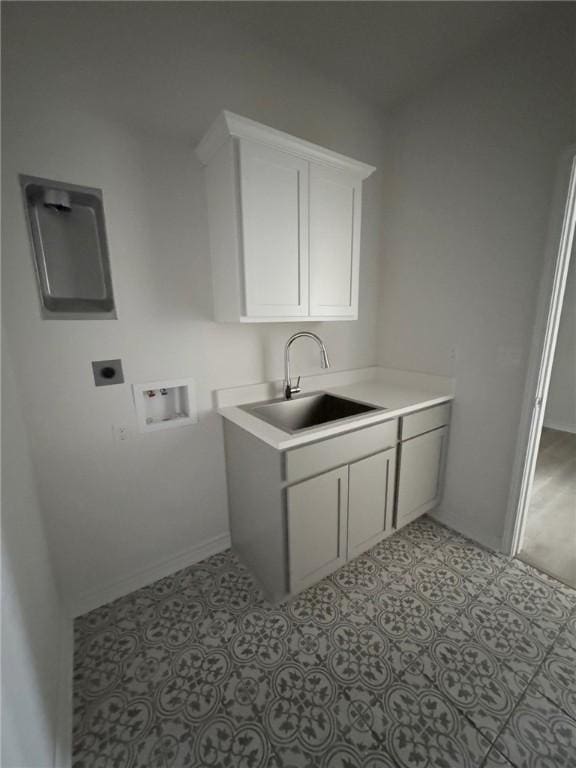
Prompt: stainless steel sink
<box><xmin>240</xmin><ymin>392</ymin><xmax>385</xmax><ymax>434</ymax></box>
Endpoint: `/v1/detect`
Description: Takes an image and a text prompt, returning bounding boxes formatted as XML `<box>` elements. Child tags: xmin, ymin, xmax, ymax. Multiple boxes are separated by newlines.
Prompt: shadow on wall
<box><xmin>134</xmin><ymin>137</ymin><xmax>215</xmax><ymax>323</ymax></box>
<box><xmin>2</xmin><ymin>543</ymin><xmax>60</xmax><ymax>765</ymax></box>
<box><xmin>1</xmin><ymin>341</ymin><xmax>67</xmax><ymax>767</ymax></box>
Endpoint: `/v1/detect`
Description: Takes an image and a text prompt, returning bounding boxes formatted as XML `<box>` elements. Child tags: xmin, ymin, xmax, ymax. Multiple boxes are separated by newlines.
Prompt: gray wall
<box><xmin>2</xmin><ymin>3</ymin><xmax>386</xmax><ymax>607</ymax></box>
<box><xmin>1</xmin><ymin>336</ymin><xmax>66</xmax><ymax>767</ymax></box>
<box><xmin>377</xmin><ymin>15</ymin><xmax>575</xmax><ymax>548</ymax></box>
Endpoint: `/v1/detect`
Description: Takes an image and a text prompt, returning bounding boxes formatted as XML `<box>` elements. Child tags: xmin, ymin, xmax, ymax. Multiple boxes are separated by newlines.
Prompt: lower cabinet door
<box><xmin>287</xmin><ymin>466</ymin><xmax>348</xmax><ymax>594</ymax></box>
<box><xmin>396</xmin><ymin>426</ymin><xmax>448</xmax><ymax>528</ymax></box>
<box><xmin>347</xmin><ymin>447</ymin><xmax>396</xmax><ymax>559</ymax></box>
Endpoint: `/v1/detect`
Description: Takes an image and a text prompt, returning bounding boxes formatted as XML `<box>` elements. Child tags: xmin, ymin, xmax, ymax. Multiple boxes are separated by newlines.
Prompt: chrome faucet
<box><xmin>284</xmin><ymin>332</ymin><xmax>330</xmax><ymax>400</ymax></box>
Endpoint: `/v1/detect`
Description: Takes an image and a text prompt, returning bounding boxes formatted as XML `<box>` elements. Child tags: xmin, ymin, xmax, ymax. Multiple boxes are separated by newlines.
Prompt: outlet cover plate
<box><xmin>92</xmin><ymin>359</ymin><xmax>124</xmax><ymax>386</ymax></box>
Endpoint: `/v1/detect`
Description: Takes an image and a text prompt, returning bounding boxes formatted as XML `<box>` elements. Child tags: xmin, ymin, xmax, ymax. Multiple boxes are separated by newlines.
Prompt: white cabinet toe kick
<box><xmin>223</xmin><ymin>402</ymin><xmax>451</xmax><ymax>602</ymax></box>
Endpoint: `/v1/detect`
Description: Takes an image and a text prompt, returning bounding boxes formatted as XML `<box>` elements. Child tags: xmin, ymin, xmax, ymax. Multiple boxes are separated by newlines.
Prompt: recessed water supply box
<box><xmin>132</xmin><ymin>379</ymin><xmax>198</xmax><ymax>432</ymax></box>
<box><xmin>20</xmin><ymin>175</ymin><xmax>116</xmax><ymax>319</ymax></box>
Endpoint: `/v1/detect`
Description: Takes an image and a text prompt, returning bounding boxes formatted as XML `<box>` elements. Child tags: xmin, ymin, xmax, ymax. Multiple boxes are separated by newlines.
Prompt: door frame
<box><xmin>502</xmin><ymin>148</ymin><xmax>576</xmax><ymax>556</ymax></box>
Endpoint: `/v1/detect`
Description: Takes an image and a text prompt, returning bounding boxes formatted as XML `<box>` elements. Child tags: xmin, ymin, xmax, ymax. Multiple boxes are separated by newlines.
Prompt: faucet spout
<box><xmin>283</xmin><ymin>332</ymin><xmax>331</xmax><ymax>400</ymax></box>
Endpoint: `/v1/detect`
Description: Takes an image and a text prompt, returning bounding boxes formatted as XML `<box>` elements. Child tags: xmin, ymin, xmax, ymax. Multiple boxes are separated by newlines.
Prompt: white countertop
<box><xmin>215</xmin><ymin>366</ymin><xmax>455</xmax><ymax>450</ymax></box>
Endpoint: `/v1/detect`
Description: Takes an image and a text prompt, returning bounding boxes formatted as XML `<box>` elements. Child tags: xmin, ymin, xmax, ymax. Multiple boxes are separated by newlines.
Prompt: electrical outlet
<box><xmin>112</xmin><ymin>425</ymin><xmax>130</xmax><ymax>442</ymax></box>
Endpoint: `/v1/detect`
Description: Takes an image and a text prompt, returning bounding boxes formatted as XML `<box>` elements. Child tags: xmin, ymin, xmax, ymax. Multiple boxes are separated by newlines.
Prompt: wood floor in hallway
<box><xmin>520</xmin><ymin>427</ymin><xmax>576</xmax><ymax>589</ymax></box>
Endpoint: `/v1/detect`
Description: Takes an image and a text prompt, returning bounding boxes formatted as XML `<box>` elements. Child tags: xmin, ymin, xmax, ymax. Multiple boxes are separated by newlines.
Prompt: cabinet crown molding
<box><xmin>195</xmin><ymin>110</ymin><xmax>376</xmax><ymax>179</ymax></box>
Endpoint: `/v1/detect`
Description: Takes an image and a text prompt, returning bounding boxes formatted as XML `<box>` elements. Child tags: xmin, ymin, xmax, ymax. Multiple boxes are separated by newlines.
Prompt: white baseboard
<box><xmin>54</xmin><ymin>616</ymin><xmax>74</xmax><ymax>768</ymax></box>
<box><xmin>543</xmin><ymin>419</ymin><xmax>576</xmax><ymax>434</ymax></box>
<box><xmin>69</xmin><ymin>532</ymin><xmax>231</xmax><ymax>618</ymax></box>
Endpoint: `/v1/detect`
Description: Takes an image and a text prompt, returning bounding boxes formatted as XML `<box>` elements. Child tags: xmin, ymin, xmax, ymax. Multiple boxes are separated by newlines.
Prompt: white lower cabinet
<box><xmin>287</xmin><ymin>466</ymin><xmax>348</xmax><ymax>594</ymax></box>
<box><xmin>396</xmin><ymin>426</ymin><xmax>448</xmax><ymax>528</ymax></box>
<box><xmin>224</xmin><ymin>403</ymin><xmax>451</xmax><ymax>602</ymax></box>
<box><xmin>287</xmin><ymin>447</ymin><xmax>396</xmax><ymax>592</ymax></box>
<box><xmin>347</xmin><ymin>448</ymin><xmax>396</xmax><ymax>559</ymax></box>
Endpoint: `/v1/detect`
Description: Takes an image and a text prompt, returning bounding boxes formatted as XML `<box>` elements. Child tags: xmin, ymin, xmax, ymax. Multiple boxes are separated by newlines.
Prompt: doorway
<box><xmin>521</xmin><ymin>426</ymin><xmax>576</xmax><ymax>586</ymax></box>
<box><xmin>505</xmin><ymin>149</ymin><xmax>576</xmax><ymax>585</ymax></box>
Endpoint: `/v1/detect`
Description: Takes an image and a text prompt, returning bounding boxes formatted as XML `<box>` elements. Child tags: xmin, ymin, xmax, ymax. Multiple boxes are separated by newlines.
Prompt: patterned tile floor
<box><xmin>72</xmin><ymin>516</ymin><xmax>576</xmax><ymax>768</ymax></box>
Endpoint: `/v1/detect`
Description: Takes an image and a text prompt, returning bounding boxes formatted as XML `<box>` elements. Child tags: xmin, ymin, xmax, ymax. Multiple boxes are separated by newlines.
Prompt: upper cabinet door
<box><xmin>309</xmin><ymin>163</ymin><xmax>361</xmax><ymax>318</ymax></box>
<box><xmin>239</xmin><ymin>139</ymin><xmax>309</xmax><ymax>318</ymax></box>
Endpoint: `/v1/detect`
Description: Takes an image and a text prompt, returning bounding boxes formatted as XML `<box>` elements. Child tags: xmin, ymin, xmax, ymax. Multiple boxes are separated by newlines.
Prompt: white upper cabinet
<box><xmin>309</xmin><ymin>164</ymin><xmax>360</xmax><ymax>318</ymax></box>
<box><xmin>240</xmin><ymin>140</ymin><xmax>309</xmax><ymax>318</ymax></box>
<box><xmin>196</xmin><ymin>111</ymin><xmax>375</xmax><ymax>323</ymax></box>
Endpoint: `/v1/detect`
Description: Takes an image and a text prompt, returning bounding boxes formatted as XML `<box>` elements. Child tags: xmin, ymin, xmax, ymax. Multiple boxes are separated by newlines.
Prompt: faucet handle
<box><xmin>288</xmin><ymin>376</ymin><xmax>302</xmax><ymax>398</ymax></box>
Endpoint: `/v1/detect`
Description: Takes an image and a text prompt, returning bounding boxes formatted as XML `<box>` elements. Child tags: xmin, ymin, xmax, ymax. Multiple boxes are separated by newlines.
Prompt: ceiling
<box><xmin>3</xmin><ymin>1</ymin><xmax>564</xmax><ymax>141</ymax></box>
<box><xmin>223</xmin><ymin>1</ymin><xmax>549</xmax><ymax>110</ymax></box>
